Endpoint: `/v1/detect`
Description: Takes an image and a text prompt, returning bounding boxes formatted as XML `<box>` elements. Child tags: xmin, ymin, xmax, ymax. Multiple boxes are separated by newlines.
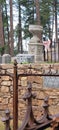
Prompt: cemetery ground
<box><xmin>0</xmin><ymin>120</ymin><xmax>50</xmax><ymax>130</ymax></box>
<box><xmin>0</xmin><ymin>119</ymin><xmax>13</xmax><ymax>130</ymax></box>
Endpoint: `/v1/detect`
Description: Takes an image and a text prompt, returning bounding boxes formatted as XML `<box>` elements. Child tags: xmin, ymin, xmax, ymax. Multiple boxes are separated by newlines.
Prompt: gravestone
<box><xmin>15</xmin><ymin>54</ymin><xmax>34</xmax><ymax>63</ymax></box>
<box><xmin>2</xmin><ymin>54</ymin><xmax>11</xmax><ymax>63</ymax></box>
<box><xmin>43</xmin><ymin>76</ymin><xmax>59</xmax><ymax>88</ymax></box>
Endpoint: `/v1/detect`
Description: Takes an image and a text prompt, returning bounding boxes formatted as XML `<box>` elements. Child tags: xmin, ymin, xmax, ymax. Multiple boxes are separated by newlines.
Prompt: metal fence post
<box><xmin>13</xmin><ymin>60</ymin><xmax>18</xmax><ymax>130</ymax></box>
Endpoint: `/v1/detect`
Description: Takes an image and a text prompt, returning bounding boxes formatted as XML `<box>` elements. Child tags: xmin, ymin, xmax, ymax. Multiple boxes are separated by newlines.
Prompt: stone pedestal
<box><xmin>28</xmin><ymin>25</ymin><xmax>43</xmax><ymax>62</ymax></box>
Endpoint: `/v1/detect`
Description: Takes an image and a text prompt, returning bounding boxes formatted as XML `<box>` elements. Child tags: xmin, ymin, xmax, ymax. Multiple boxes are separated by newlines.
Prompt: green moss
<box><xmin>0</xmin><ymin>121</ymin><xmax>4</xmax><ymax>130</ymax></box>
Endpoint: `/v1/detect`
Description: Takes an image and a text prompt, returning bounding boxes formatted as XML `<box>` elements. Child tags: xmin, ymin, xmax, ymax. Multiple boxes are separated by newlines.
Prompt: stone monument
<box><xmin>2</xmin><ymin>54</ymin><xmax>11</xmax><ymax>63</ymax></box>
<box><xmin>15</xmin><ymin>54</ymin><xmax>34</xmax><ymax>63</ymax></box>
<box><xmin>28</xmin><ymin>25</ymin><xmax>43</xmax><ymax>62</ymax></box>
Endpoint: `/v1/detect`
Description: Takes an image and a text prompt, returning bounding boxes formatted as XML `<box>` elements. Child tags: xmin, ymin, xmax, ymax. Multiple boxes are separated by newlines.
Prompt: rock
<box><xmin>1</xmin><ymin>86</ymin><xmax>9</xmax><ymax>93</ymax></box>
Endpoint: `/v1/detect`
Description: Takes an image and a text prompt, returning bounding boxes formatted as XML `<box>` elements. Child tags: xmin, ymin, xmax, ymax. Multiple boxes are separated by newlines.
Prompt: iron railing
<box><xmin>0</xmin><ymin>60</ymin><xmax>59</xmax><ymax>130</ymax></box>
<box><xmin>43</xmin><ymin>41</ymin><xmax>59</xmax><ymax>62</ymax></box>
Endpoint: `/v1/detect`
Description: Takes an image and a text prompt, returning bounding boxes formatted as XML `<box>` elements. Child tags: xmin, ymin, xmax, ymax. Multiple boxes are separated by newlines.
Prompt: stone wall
<box><xmin>0</xmin><ymin>63</ymin><xmax>59</xmax><ymax>120</ymax></box>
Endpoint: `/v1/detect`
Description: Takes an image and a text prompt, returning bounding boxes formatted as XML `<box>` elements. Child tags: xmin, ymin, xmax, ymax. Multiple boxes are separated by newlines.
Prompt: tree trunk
<box><xmin>34</xmin><ymin>0</ymin><xmax>42</xmax><ymax>41</ymax></box>
<box><xmin>34</xmin><ymin>0</ymin><xmax>41</xmax><ymax>25</ymax></box>
<box><xmin>4</xmin><ymin>0</ymin><xmax>10</xmax><ymax>53</ymax></box>
<box><xmin>18</xmin><ymin>1</ymin><xmax>23</xmax><ymax>53</ymax></box>
<box><xmin>54</xmin><ymin>0</ymin><xmax>58</xmax><ymax>44</ymax></box>
<box><xmin>9</xmin><ymin>0</ymin><xmax>14</xmax><ymax>56</ymax></box>
<box><xmin>0</xmin><ymin>4</ymin><xmax>4</xmax><ymax>49</ymax></box>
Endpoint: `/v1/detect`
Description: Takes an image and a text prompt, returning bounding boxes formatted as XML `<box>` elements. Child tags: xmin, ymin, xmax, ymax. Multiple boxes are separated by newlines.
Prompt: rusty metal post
<box><xmin>13</xmin><ymin>60</ymin><xmax>18</xmax><ymax>130</ymax></box>
<box><xmin>2</xmin><ymin>109</ymin><xmax>12</xmax><ymax>130</ymax></box>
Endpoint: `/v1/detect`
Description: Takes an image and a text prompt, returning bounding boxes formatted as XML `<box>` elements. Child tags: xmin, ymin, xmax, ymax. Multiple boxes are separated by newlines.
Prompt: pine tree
<box><xmin>0</xmin><ymin>3</ymin><xmax>4</xmax><ymax>53</ymax></box>
<box><xmin>34</xmin><ymin>0</ymin><xmax>41</xmax><ymax>25</ymax></box>
<box><xmin>40</xmin><ymin>0</ymin><xmax>53</xmax><ymax>38</ymax></box>
<box><xmin>18</xmin><ymin>0</ymin><xmax>23</xmax><ymax>53</ymax></box>
<box><xmin>22</xmin><ymin>0</ymin><xmax>35</xmax><ymax>39</ymax></box>
<box><xmin>2</xmin><ymin>0</ymin><xmax>10</xmax><ymax>53</ymax></box>
<box><xmin>34</xmin><ymin>0</ymin><xmax>42</xmax><ymax>41</ymax></box>
<box><xmin>9</xmin><ymin>0</ymin><xmax>14</xmax><ymax>56</ymax></box>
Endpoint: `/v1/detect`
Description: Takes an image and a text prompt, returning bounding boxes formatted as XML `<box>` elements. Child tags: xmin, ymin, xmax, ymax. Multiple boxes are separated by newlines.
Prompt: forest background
<box><xmin>0</xmin><ymin>0</ymin><xmax>59</xmax><ymax>56</ymax></box>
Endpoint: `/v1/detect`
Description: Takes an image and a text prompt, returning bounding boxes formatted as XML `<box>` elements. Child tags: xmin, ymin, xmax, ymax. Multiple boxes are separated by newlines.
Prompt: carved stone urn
<box><xmin>28</xmin><ymin>25</ymin><xmax>43</xmax><ymax>62</ymax></box>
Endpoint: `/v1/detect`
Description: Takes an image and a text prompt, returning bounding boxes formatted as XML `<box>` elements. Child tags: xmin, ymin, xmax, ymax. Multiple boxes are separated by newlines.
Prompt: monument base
<box><xmin>28</xmin><ymin>42</ymin><xmax>43</xmax><ymax>62</ymax></box>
